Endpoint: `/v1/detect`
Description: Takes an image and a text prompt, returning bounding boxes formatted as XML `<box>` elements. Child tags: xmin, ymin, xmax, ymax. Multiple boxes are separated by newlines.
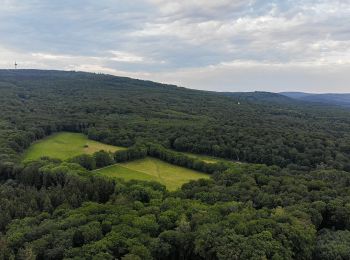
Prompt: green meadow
<box><xmin>23</xmin><ymin>132</ymin><xmax>210</xmax><ymax>190</ymax></box>
<box><xmin>181</xmin><ymin>151</ymin><xmax>240</xmax><ymax>164</ymax></box>
<box><xmin>22</xmin><ymin>132</ymin><xmax>125</xmax><ymax>161</ymax></box>
<box><xmin>95</xmin><ymin>157</ymin><xmax>210</xmax><ymax>191</ymax></box>
<box><xmin>181</xmin><ymin>152</ymin><xmax>221</xmax><ymax>163</ymax></box>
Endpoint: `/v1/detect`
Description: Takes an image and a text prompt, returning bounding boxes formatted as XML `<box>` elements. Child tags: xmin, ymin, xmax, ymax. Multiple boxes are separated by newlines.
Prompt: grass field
<box><xmin>181</xmin><ymin>151</ymin><xmax>239</xmax><ymax>164</ymax></box>
<box><xmin>23</xmin><ymin>132</ymin><xmax>125</xmax><ymax>161</ymax></box>
<box><xmin>23</xmin><ymin>132</ymin><xmax>211</xmax><ymax>190</ymax></box>
<box><xmin>95</xmin><ymin>157</ymin><xmax>210</xmax><ymax>190</ymax></box>
<box><xmin>182</xmin><ymin>152</ymin><xmax>220</xmax><ymax>163</ymax></box>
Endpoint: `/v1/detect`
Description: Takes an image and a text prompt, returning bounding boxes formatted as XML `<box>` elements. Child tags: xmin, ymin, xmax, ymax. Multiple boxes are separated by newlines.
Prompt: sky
<box><xmin>0</xmin><ymin>0</ymin><xmax>349</xmax><ymax>93</ymax></box>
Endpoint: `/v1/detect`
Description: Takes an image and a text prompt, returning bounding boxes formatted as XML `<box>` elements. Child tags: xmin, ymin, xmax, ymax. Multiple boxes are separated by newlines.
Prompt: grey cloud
<box><xmin>0</xmin><ymin>0</ymin><xmax>349</xmax><ymax>92</ymax></box>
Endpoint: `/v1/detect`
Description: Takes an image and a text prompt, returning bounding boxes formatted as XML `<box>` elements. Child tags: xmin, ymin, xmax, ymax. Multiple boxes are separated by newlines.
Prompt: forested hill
<box><xmin>221</xmin><ymin>91</ymin><xmax>296</xmax><ymax>104</ymax></box>
<box><xmin>281</xmin><ymin>92</ymin><xmax>350</xmax><ymax>108</ymax></box>
<box><xmin>1</xmin><ymin>69</ymin><xmax>350</xmax><ymax>171</ymax></box>
<box><xmin>2</xmin><ymin>70</ymin><xmax>350</xmax><ymax>259</ymax></box>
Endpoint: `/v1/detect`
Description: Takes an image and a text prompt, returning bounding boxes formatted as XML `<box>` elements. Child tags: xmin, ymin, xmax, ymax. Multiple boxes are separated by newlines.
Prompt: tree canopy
<box><xmin>0</xmin><ymin>70</ymin><xmax>350</xmax><ymax>259</ymax></box>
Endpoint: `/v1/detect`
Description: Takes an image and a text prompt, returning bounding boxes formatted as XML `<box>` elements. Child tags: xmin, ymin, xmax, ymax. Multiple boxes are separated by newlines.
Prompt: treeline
<box><xmin>0</xmin><ymin>120</ymin><xmax>93</xmax><ymax>167</ymax></box>
<box><xmin>0</xmin><ymin>158</ymin><xmax>115</xmax><ymax>234</ymax></box>
<box><xmin>114</xmin><ymin>143</ymin><xmax>228</xmax><ymax>174</ymax></box>
<box><xmin>67</xmin><ymin>143</ymin><xmax>229</xmax><ymax>175</ymax></box>
<box><xmin>147</xmin><ymin>143</ymin><xmax>228</xmax><ymax>174</ymax></box>
<box><xmin>85</xmin><ymin>123</ymin><xmax>350</xmax><ymax>173</ymax></box>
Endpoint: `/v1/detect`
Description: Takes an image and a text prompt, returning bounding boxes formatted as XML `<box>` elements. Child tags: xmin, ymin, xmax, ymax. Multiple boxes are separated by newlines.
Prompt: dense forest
<box><xmin>1</xmin><ymin>69</ymin><xmax>350</xmax><ymax>259</ymax></box>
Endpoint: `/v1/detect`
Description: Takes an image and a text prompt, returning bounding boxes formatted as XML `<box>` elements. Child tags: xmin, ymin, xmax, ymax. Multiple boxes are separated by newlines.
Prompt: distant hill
<box><xmin>281</xmin><ymin>92</ymin><xmax>350</xmax><ymax>107</ymax></box>
<box><xmin>1</xmin><ymin>69</ymin><xmax>350</xmax><ymax>172</ymax></box>
<box><xmin>221</xmin><ymin>91</ymin><xmax>296</xmax><ymax>104</ymax></box>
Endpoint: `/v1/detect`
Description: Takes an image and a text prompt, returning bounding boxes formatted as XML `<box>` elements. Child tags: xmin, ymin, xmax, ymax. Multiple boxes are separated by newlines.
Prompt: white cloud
<box><xmin>148</xmin><ymin>0</ymin><xmax>252</xmax><ymax>18</ymax></box>
<box><xmin>31</xmin><ymin>53</ymin><xmax>77</xmax><ymax>60</ymax></box>
<box><xmin>109</xmin><ymin>51</ymin><xmax>144</xmax><ymax>63</ymax></box>
<box><xmin>0</xmin><ymin>0</ymin><xmax>350</xmax><ymax>92</ymax></box>
<box><xmin>146</xmin><ymin>61</ymin><xmax>350</xmax><ymax>93</ymax></box>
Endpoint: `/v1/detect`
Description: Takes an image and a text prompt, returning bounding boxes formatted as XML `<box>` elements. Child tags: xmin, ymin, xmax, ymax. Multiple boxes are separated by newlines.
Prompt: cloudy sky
<box><xmin>0</xmin><ymin>0</ymin><xmax>349</xmax><ymax>92</ymax></box>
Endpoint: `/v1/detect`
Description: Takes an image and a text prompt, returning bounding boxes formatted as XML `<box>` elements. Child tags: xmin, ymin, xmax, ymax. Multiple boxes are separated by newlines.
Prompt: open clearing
<box><xmin>182</xmin><ymin>152</ymin><xmax>221</xmax><ymax>163</ymax></box>
<box><xmin>23</xmin><ymin>132</ymin><xmax>125</xmax><ymax>161</ymax></box>
<box><xmin>95</xmin><ymin>157</ymin><xmax>210</xmax><ymax>191</ymax></box>
<box><xmin>23</xmin><ymin>132</ymin><xmax>210</xmax><ymax>190</ymax></box>
<box><xmin>181</xmin><ymin>151</ymin><xmax>239</xmax><ymax>164</ymax></box>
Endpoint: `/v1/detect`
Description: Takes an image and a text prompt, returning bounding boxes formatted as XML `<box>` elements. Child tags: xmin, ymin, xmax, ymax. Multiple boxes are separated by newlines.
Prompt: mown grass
<box><xmin>22</xmin><ymin>132</ymin><xmax>125</xmax><ymax>161</ymax></box>
<box><xmin>96</xmin><ymin>157</ymin><xmax>210</xmax><ymax>191</ymax></box>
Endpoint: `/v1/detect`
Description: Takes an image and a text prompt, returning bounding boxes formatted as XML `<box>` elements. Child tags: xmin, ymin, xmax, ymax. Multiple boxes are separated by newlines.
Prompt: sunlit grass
<box><xmin>96</xmin><ymin>157</ymin><xmax>210</xmax><ymax>191</ymax></box>
<box><xmin>23</xmin><ymin>132</ymin><xmax>124</xmax><ymax>161</ymax></box>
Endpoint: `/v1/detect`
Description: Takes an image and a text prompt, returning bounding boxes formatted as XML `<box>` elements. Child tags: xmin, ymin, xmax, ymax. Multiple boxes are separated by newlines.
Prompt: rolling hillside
<box><xmin>281</xmin><ymin>92</ymin><xmax>350</xmax><ymax>107</ymax></box>
<box><xmin>1</xmin><ymin>70</ymin><xmax>350</xmax><ymax>171</ymax></box>
<box><xmin>1</xmin><ymin>70</ymin><xmax>350</xmax><ymax>259</ymax></box>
